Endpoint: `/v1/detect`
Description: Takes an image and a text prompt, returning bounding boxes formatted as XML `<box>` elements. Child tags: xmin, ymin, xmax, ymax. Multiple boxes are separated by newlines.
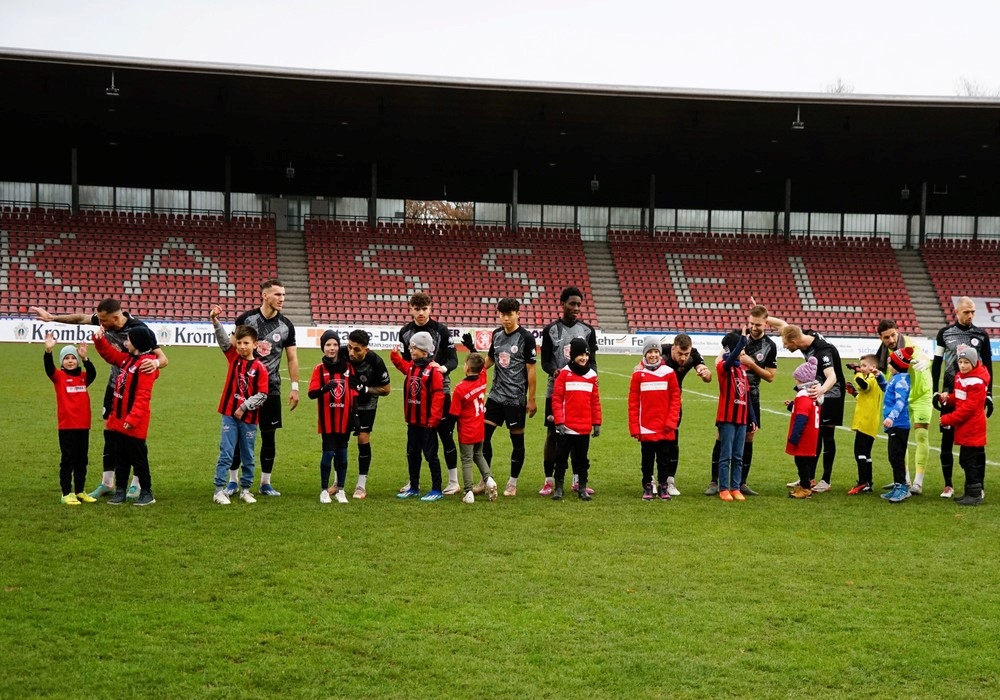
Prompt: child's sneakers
<box><xmin>572</xmin><ymin>482</ymin><xmax>595</xmax><ymax>495</ymax></box>
<box><xmin>886</xmin><ymin>483</ymin><xmax>911</xmax><ymax>503</ymax></box>
<box><xmin>108</xmin><ymin>488</ymin><xmax>127</xmax><ymax>505</ymax></box>
<box><xmin>76</xmin><ymin>492</ymin><xmax>97</xmax><ymax>503</ymax></box>
<box><xmin>503</xmin><ymin>480</ymin><xmax>517</xmax><ymax>497</ymax></box>
<box><xmin>462</xmin><ymin>491</ymin><xmax>475</xmax><ymax>504</ymax></box>
<box><xmin>224</xmin><ymin>481</ymin><xmax>239</xmax><ymax>497</ymax></box>
<box><xmin>578</xmin><ymin>485</ymin><xmax>592</xmax><ymax>501</ymax></box>
<box><xmin>538</xmin><ymin>480</ymin><xmax>554</xmax><ymax>496</ymax></box>
<box><xmin>334</xmin><ymin>489</ymin><xmax>349</xmax><ymax>504</ymax></box>
<box><xmin>61</xmin><ymin>493</ymin><xmax>81</xmax><ymax>506</ymax></box>
<box><xmin>126</xmin><ymin>484</ymin><xmax>140</xmax><ymax>500</ymax></box>
<box><xmin>788</xmin><ymin>485</ymin><xmax>813</xmax><ymax>499</ymax></box>
<box><xmin>665</xmin><ymin>477</ymin><xmax>681</xmax><ymax>497</ymax></box>
<box><xmin>420</xmin><ymin>490</ymin><xmax>444</xmax><ymax>502</ymax></box>
<box><xmin>472</xmin><ymin>479</ymin><xmax>487</xmax><ymax>495</ymax></box>
<box><xmin>239</xmin><ymin>489</ymin><xmax>257</xmax><ymax>504</ymax></box>
<box><xmin>398</xmin><ymin>482</ymin><xmax>412</xmax><ymax>493</ymax></box>
<box><xmin>658</xmin><ymin>484</ymin><xmax>672</xmax><ymax>501</ymax></box>
<box><xmin>213</xmin><ymin>490</ymin><xmax>231</xmax><ymax>505</ymax></box>
<box><xmin>719</xmin><ymin>490</ymin><xmax>734</xmax><ymax>502</ymax></box>
<box><xmin>731</xmin><ymin>489</ymin><xmax>747</xmax><ymax>502</ymax></box>
<box><xmin>940</xmin><ymin>486</ymin><xmax>955</xmax><ymax>499</ymax></box>
<box><xmin>485</xmin><ymin>476</ymin><xmax>498</xmax><ymax>502</ymax></box>
<box><xmin>353</xmin><ymin>487</ymin><xmax>367</xmax><ymax>500</ymax></box>
<box><xmin>88</xmin><ymin>483</ymin><xmax>113</xmax><ymax>499</ymax></box>
<box><xmin>396</xmin><ymin>488</ymin><xmax>421</xmax><ymax>499</ymax></box>
<box><xmin>704</xmin><ymin>481</ymin><xmax>720</xmax><ymax>496</ymax></box>
<box><xmin>134</xmin><ymin>489</ymin><xmax>156</xmax><ymax>507</ymax></box>
<box><xmin>847</xmin><ymin>483</ymin><xmax>872</xmax><ymax>495</ymax></box>
<box><xmin>642</xmin><ymin>483</ymin><xmax>654</xmax><ymax>501</ymax></box>
<box><xmin>442</xmin><ymin>482</ymin><xmax>462</xmax><ymax>496</ymax></box>
<box><xmin>909</xmin><ymin>483</ymin><xmax>923</xmax><ymax>495</ymax></box>
<box><xmin>259</xmin><ymin>484</ymin><xmax>281</xmax><ymax>497</ymax></box>
<box><xmin>811</xmin><ymin>480</ymin><xmax>832</xmax><ymax>493</ymax></box>
<box><xmin>319</xmin><ymin>490</ymin><xmax>332</xmax><ymax>504</ymax></box>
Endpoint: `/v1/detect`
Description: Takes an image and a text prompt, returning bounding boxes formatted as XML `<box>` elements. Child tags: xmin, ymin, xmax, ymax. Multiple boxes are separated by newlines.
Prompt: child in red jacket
<box><xmin>93</xmin><ymin>324</ymin><xmax>160</xmax><ymax>506</ymax></box>
<box><xmin>450</xmin><ymin>352</ymin><xmax>498</xmax><ymax>503</ymax></box>
<box><xmin>391</xmin><ymin>331</ymin><xmax>446</xmax><ymax>501</ymax></box>
<box><xmin>44</xmin><ymin>332</ymin><xmax>98</xmax><ymax>505</ymax></box>
<box><xmin>551</xmin><ymin>337</ymin><xmax>602</xmax><ymax>501</ymax></box>
<box><xmin>940</xmin><ymin>344</ymin><xmax>989</xmax><ymax>505</ymax></box>
<box><xmin>628</xmin><ymin>337</ymin><xmax>681</xmax><ymax>500</ymax></box>
<box><xmin>786</xmin><ymin>357</ymin><xmax>823</xmax><ymax>500</ymax></box>
<box><xmin>308</xmin><ymin>330</ymin><xmax>357</xmax><ymax>504</ymax></box>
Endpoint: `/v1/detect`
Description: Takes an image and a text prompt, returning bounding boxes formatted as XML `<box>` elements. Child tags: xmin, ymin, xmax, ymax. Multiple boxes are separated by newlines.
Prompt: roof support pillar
<box><xmin>70</xmin><ymin>147</ymin><xmax>79</xmax><ymax>215</ymax></box>
<box><xmin>369</xmin><ymin>162</ymin><xmax>378</xmax><ymax>229</ymax></box>
<box><xmin>224</xmin><ymin>155</ymin><xmax>232</xmax><ymax>223</ymax></box>
<box><xmin>783</xmin><ymin>177</ymin><xmax>792</xmax><ymax>242</ymax></box>
<box><xmin>918</xmin><ymin>180</ymin><xmax>927</xmax><ymax>247</ymax></box>
<box><xmin>648</xmin><ymin>174</ymin><xmax>656</xmax><ymax>235</ymax></box>
<box><xmin>511</xmin><ymin>168</ymin><xmax>519</xmax><ymax>233</ymax></box>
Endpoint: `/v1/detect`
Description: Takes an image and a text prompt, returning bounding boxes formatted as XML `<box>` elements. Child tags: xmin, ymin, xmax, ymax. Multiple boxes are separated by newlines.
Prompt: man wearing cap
<box><xmin>875</xmin><ymin>320</ymin><xmax>933</xmax><ymax>494</ymax></box>
<box><xmin>768</xmin><ymin>317</ymin><xmax>846</xmax><ymax>491</ymax></box>
<box><xmin>398</xmin><ymin>293</ymin><xmax>460</xmax><ymax>495</ymax></box>
<box><xmin>32</xmin><ymin>298</ymin><xmax>168</xmax><ymax>498</ymax></box>
<box><xmin>933</xmin><ymin>296</ymin><xmax>994</xmax><ymax>498</ymax></box>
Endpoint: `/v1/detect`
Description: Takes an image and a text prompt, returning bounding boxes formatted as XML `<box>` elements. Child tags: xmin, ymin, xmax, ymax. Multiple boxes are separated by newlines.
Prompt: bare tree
<box><xmin>404</xmin><ymin>199</ymin><xmax>474</xmax><ymax>223</ymax></box>
<box><xmin>955</xmin><ymin>76</ymin><xmax>1000</xmax><ymax>97</ymax></box>
<box><xmin>825</xmin><ymin>77</ymin><xmax>855</xmax><ymax>94</ymax></box>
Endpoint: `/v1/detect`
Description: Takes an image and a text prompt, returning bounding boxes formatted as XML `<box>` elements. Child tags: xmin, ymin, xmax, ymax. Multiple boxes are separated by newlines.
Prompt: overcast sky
<box><xmin>3</xmin><ymin>0</ymin><xmax>999</xmax><ymax>97</ymax></box>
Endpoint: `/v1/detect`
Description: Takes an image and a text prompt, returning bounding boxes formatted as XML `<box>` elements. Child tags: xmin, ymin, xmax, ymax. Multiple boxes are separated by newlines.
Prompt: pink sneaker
<box><xmin>571</xmin><ymin>483</ymin><xmax>595</xmax><ymax>495</ymax></box>
<box><xmin>538</xmin><ymin>481</ymin><xmax>554</xmax><ymax>496</ymax></box>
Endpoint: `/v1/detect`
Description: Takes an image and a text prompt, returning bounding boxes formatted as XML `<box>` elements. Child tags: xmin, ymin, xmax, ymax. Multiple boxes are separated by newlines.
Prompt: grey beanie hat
<box><xmin>642</xmin><ymin>337</ymin><xmax>661</xmax><ymax>357</ymax></box>
<box><xmin>957</xmin><ymin>343</ymin><xmax>979</xmax><ymax>366</ymax></box>
<box><xmin>409</xmin><ymin>331</ymin><xmax>435</xmax><ymax>354</ymax></box>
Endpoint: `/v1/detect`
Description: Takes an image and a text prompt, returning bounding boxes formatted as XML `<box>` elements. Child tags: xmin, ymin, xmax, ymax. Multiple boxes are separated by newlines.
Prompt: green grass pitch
<box><xmin>3</xmin><ymin>342</ymin><xmax>999</xmax><ymax>699</ymax></box>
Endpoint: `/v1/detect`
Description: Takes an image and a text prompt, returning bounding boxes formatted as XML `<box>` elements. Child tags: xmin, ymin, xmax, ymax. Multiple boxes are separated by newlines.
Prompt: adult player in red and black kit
<box><xmin>658</xmin><ymin>333</ymin><xmax>712</xmax><ymax>495</ymax></box>
<box><xmin>933</xmin><ymin>296</ymin><xmax>993</xmax><ymax>497</ymax></box>
<box><xmin>397</xmin><ymin>293</ymin><xmax>460</xmax><ymax>494</ymax></box>
<box><xmin>234</xmin><ymin>279</ymin><xmax>300</xmax><ymax>496</ymax></box>
<box><xmin>539</xmin><ymin>287</ymin><xmax>598</xmax><ymax>497</ymax></box>
<box><xmin>32</xmin><ymin>298</ymin><xmax>168</xmax><ymax>499</ymax></box>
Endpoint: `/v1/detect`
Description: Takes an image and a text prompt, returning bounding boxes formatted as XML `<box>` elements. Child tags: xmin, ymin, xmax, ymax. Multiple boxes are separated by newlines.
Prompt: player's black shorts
<box><xmin>485</xmin><ymin>398</ymin><xmax>527</xmax><ymax>430</ymax></box>
<box><xmin>354</xmin><ymin>408</ymin><xmax>378</xmax><ymax>434</ymax></box>
<box><xmin>259</xmin><ymin>394</ymin><xmax>283</xmax><ymax>431</ymax></box>
<box><xmin>820</xmin><ymin>395</ymin><xmax>844</xmax><ymax>427</ymax></box>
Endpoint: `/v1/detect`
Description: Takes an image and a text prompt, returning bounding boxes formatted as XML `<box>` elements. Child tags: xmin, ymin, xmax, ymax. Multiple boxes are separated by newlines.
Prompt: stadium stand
<box><xmin>921</xmin><ymin>238</ymin><xmax>1000</xmax><ymax>336</ymax></box>
<box><xmin>609</xmin><ymin>230</ymin><xmax>918</xmax><ymax>337</ymax></box>
<box><xmin>304</xmin><ymin>219</ymin><xmax>595</xmax><ymax>329</ymax></box>
<box><xmin>0</xmin><ymin>207</ymin><xmax>276</xmax><ymax>320</ymax></box>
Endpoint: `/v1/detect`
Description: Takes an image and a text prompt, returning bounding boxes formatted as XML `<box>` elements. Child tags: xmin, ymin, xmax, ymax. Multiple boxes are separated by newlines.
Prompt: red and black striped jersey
<box><xmin>217</xmin><ymin>346</ymin><xmax>269</xmax><ymax>424</ymax></box>
<box><xmin>309</xmin><ymin>362</ymin><xmax>356</xmax><ymax>435</ymax></box>
<box><xmin>390</xmin><ymin>350</ymin><xmax>445</xmax><ymax>428</ymax></box>
<box><xmin>94</xmin><ymin>335</ymin><xmax>159</xmax><ymax>440</ymax></box>
<box><xmin>715</xmin><ymin>356</ymin><xmax>751</xmax><ymax>426</ymax></box>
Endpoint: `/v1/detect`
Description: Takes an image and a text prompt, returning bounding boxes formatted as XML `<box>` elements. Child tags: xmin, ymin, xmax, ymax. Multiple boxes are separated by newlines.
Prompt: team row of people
<box><xmin>34</xmin><ymin>285</ymin><xmax>993</xmax><ymax>506</ymax></box>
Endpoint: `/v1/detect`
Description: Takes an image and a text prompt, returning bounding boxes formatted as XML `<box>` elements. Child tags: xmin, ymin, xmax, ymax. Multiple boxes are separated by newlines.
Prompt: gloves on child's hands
<box><xmin>987</xmin><ymin>396</ymin><xmax>994</xmax><ymax>418</ymax></box>
<box><xmin>845</xmin><ymin>383</ymin><xmax>856</xmax><ymax>397</ymax></box>
<box><xmin>592</xmin><ymin>425</ymin><xmax>601</xmax><ymax>438</ymax></box>
<box><xmin>554</xmin><ymin>424</ymin><xmax>567</xmax><ymax>436</ymax></box>
<box><xmin>461</xmin><ymin>332</ymin><xmax>476</xmax><ymax>352</ymax></box>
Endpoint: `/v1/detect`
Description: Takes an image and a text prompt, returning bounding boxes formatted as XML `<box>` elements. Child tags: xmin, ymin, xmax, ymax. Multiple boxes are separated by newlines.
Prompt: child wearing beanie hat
<box><xmin>940</xmin><ymin>344</ymin><xmax>990</xmax><ymax>505</ymax></box>
<box><xmin>92</xmin><ymin>324</ymin><xmax>161</xmax><ymax>506</ymax></box>
<box><xmin>629</xmin><ymin>338</ymin><xmax>681</xmax><ymax>500</ymax></box>
<box><xmin>391</xmin><ymin>336</ymin><xmax>446</xmax><ymax>500</ymax></box>
<box><xmin>550</xmin><ymin>336</ymin><xmax>602</xmax><ymax>500</ymax></box>
<box><xmin>308</xmin><ymin>330</ymin><xmax>357</xmax><ymax>504</ymax></box>
<box><xmin>786</xmin><ymin>357</ymin><xmax>823</xmax><ymax>499</ymax></box>
<box><xmin>43</xmin><ymin>332</ymin><xmax>98</xmax><ymax>505</ymax></box>
<box><xmin>881</xmin><ymin>350</ymin><xmax>912</xmax><ymax>503</ymax></box>
<box><xmin>714</xmin><ymin>331</ymin><xmax>756</xmax><ymax>502</ymax></box>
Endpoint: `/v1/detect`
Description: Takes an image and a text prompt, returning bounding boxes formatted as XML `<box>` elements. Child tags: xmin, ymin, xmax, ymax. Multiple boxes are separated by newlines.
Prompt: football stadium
<box><xmin>2</xmin><ymin>21</ymin><xmax>1000</xmax><ymax>699</ymax></box>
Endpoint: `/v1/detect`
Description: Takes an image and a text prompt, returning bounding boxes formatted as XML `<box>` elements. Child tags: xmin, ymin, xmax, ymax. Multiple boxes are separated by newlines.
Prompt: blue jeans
<box><xmin>717</xmin><ymin>422</ymin><xmax>747</xmax><ymax>491</ymax></box>
<box><xmin>214</xmin><ymin>415</ymin><xmax>258</xmax><ymax>488</ymax></box>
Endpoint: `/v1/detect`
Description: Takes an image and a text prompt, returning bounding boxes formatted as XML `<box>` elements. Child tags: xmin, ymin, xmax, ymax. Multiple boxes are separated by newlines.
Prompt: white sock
<box><xmin>508</xmin><ymin>477</ymin><xmax>518</xmax><ymax>486</ymax></box>
<box><xmin>545</xmin><ymin>476</ymin><xmax>554</xmax><ymax>485</ymax></box>
<box><xmin>905</xmin><ymin>469</ymin><xmax>912</xmax><ymax>485</ymax></box>
<box><xmin>572</xmin><ymin>474</ymin><xmax>580</xmax><ymax>485</ymax></box>
<box><xmin>261</xmin><ymin>472</ymin><xmax>271</xmax><ymax>485</ymax></box>
<box><xmin>131</xmin><ymin>476</ymin><xmax>140</xmax><ymax>488</ymax></box>
<box><xmin>447</xmin><ymin>468</ymin><xmax>459</xmax><ymax>484</ymax></box>
<box><xmin>229</xmin><ymin>469</ymin><xmax>239</xmax><ymax>483</ymax></box>
<box><xmin>357</xmin><ymin>474</ymin><xmax>367</xmax><ymax>490</ymax></box>
<box><xmin>103</xmin><ymin>470</ymin><xmax>114</xmax><ymax>487</ymax></box>
<box><xmin>914</xmin><ymin>473</ymin><xmax>924</xmax><ymax>487</ymax></box>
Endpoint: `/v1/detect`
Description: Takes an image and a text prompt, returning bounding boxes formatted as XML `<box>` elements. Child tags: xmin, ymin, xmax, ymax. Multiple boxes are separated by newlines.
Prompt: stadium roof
<box><xmin>2</xmin><ymin>48</ymin><xmax>999</xmax><ymax>214</ymax></box>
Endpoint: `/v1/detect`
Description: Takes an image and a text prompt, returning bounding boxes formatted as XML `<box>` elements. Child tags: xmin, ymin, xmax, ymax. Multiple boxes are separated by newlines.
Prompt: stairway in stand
<box><xmin>895</xmin><ymin>248</ymin><xmax>944</xmax><ymax>337</ymax></box>
<box><xmin>582</xmin><ymin>240</ymin><xmax>629</xmax><ymax>333</ymax></box>
<box><xmin>274</xmin><ymin>229</ymin><xmax>314</xmax><ymax>328</ymax></box>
